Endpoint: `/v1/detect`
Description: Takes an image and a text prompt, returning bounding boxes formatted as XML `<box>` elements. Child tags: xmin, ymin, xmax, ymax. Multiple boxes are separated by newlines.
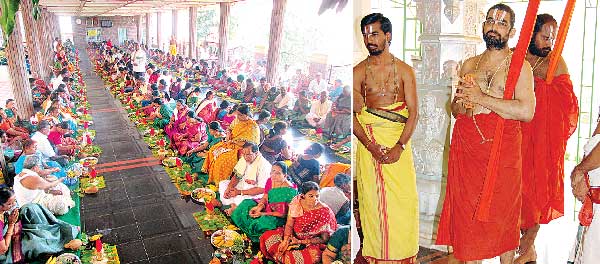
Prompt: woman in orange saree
<box><xmin>202</xmin><ymin>104</ymin><xmax>260</xmax><ymax>184</ymax></box>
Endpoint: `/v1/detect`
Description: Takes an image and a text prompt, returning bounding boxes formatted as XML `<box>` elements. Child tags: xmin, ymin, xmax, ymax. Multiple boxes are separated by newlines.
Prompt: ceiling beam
<box><xmin>92</xmin><ymin>0</ymin><xmax>142</xmax><ymax>17</ymax></box>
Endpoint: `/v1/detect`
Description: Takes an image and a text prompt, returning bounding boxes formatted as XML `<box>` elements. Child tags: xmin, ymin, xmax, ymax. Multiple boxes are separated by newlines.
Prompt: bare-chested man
<box><xmin>353</xmin><ymin>13</ymin><xmax>419</xmax><ymax>263</ymax></box>
<box><xmin>518</xmin><ymin>13</ymin><xmax>578</xmax><ymax>264</ymax></box>
<box><xmin>436</xmin><ymin>3</ymin><xmax>535</xmax><ymax>263</ymax></box>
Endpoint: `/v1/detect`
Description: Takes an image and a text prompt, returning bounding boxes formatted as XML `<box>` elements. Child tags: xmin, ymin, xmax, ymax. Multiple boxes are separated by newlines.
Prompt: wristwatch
<box><xmin>396</xmin><ymin>142</ymin><xmax>406</xmax><ymax>150</ymax></box>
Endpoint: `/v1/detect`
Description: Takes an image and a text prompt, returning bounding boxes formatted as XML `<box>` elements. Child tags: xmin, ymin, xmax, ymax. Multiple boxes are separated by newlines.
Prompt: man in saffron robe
<box><xmin>436</xmin><ymin>4</ymin><xmax>535</xmax><ymax>263</ymax></box>
<box><xmin>353</xmin><ymin>13</ymin><xmax>419</xmax><ymax>263</ymax></box>
<box><xmin>516</xmin><ymin>13</ymin><xmax>579</xmax><ymax>264</ymax></box>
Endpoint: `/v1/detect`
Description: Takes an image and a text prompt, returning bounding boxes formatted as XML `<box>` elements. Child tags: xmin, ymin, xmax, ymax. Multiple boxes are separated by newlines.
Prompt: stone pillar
<box><xmin>40</xmin><ymin>9</ymin><xmax>56</xmax><ymax>79</ymax></box>
<box><xmin>412</xmin><ymin>0</ymin><xmax>486</xmax><ymax>249</ymax></box>
<box><xmin>353</xmin><ymin>0</ymin><xmax>371</xmax><ymax>65</ymax></box>
<box><xmin>265</xmin><ymin>0</ymin><xmax>287</xmax><ymax>85</ymax></box>
<box><xmin>189</xmin><ymin>7</ymin><xmax>197</xmax><ymax>59</ymax></box>
<box><xmin>145</xmin><ymin>13</ymin><xmax>151</xmax><ymax>46</ymax></box>
<box><xmin>137</xmin><ymin>15</ymin><xmax>142</xmax><ymax>43</ymax></box>
<box><xmin>46</xmin><ymin>12</ymin><xmax>60</xmax><ymax>40</ymax></box>
<box><xmin>35</xmin><ymin>10</ymin><xmax>50</xmax><ymax>79</ymax></box>
<box><xmin>169</xmin><ymin>9</ymin><xmax>182</xmax><ymax>50</ymax></box>
<box><xmin>5</xmin><ymin>12</ymin><xmax>34</xmax><ymax>118</ymax></box>
<box><xmin>157</xmin><ymin>12</ymin><xmax>162</xmax><ymax>51</ymax></box>
<box><xmin>20</xmin><ymin>0</ymin><xmax>44</xmax><ymax>78</ymax></box>
<box><xmin>218</xmin><ymin>2</ymin><xmax>230</xmax><ymax>69</ymax></box>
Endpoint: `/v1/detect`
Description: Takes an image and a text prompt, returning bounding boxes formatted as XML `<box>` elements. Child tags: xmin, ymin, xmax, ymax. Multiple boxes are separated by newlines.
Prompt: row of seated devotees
<box><xmin>0</xmin><ymin>39</ymin><xmax>100</xmax><ymax>262</ymax></box>
<box><xmin>92</xmin><ymin>40</ymin><xmax>352</xmax><ymax>150</ymax></box>
<box><xmin>91</xmin><ymin>41</ymin><xmax>352</xmax><ymax>263</ymax></box>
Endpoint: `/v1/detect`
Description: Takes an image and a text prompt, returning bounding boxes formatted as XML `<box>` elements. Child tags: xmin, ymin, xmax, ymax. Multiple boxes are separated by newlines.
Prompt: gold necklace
<box><xmin>365</xmin><ymin>56</ymin><xmax>399</xmax><ymax>101</ymax></box>
<box><xmin>531</xmin><ymin>56</ymin><xmax>545</xmax><ymax>72</ymax></box>
<box><xmin>479</xmin><ymin>51</ymin><xmax>512</xmax><ymax>95</ymax></box>
<box><xmin>472</xmin><ymin>51</ymin><xmax>512</xmax><ymax>144</ymax></box>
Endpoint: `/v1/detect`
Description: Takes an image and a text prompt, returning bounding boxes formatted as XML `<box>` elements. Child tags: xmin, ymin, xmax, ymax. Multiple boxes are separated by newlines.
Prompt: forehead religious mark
<box><xmin>488</xmin><ymin>9</ymin><xmax>507</xmax><ymax>23</ymax></box>
<box><xmin>364</xmin><ymin>24</ymin><xmax>378</xmax><ymax>35</ymax></box>
<box><xmin>544</xmin><ymin>25</ymin><xmax>557</xmax><ymax>37</ymax></box>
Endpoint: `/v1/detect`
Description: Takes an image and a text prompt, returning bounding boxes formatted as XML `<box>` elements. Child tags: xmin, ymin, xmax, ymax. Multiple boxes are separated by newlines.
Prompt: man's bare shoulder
<box><xmin>555</xmin><ymin>56</ymin><xmax>569</xmax><ymax>76</ymax></box>
<box><xmin>461</xmin><ymin>55</ymin><xmax>480</xmax><ymax>73</ymax></box>
<box><xmin>353</xmin><ymin>60</ymin><xmax>367</xmax><ymax>83</ymax></box>
<box><xmin>521</xmin><ymin>59</ymin><xmax>532</xmax><ymax>73</ymax></box>
<box><xmin>393</xmin><ymin>58</ymin><xmax>416</xmax><ymax>80</ymax></box>
<box><xmin>353</xmin><ymin>59</ymin><xmax>368</xmax><ymax>72</ymax></box>
<box><xmin>394</xmin><ymin>58</ymin><xmax>413</xmax><ymax>71</ymax></box>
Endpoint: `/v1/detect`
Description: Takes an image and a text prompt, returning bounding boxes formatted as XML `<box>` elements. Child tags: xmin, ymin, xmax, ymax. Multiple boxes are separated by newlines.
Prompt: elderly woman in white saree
<box><xmin>13</xmin><ymin>155</ymin><xmax>74</xmax><ymax>216</ymax></box>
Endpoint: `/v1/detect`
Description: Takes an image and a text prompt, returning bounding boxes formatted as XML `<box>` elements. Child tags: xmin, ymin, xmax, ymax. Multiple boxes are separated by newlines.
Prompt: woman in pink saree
<box><xmin>173</xmin><ymin>112</ymin><xmax>208</xmax><ymax>155</ymax></box>
<box><xmin>260</xmin><ymin>181</ymin><xmax>337</xmax><ymax>264</ymax></box>
<box><xmin>165</xmin><ymin>99</ymin><xmax>189</xmax><ymax>142</ymax></box>
<box><xmin>194</xmin><ymin>91</ymin><xmax>217</xmax><ymax>124</ymax></box>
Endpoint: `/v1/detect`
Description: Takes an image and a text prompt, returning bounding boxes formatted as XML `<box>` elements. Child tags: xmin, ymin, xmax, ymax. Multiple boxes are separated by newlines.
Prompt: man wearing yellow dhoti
<box><xmin>353</xmin><ymin>13</ymin><xmax>419</xmax><ymax>263</ymax></box>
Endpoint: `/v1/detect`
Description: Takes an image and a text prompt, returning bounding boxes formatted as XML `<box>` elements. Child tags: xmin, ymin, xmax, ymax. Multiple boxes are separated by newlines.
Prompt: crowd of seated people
<box><xmin>0</xmin><ymin>38</ymin><xmax>97</xmax><ymax>262</ymax></box>
<box><xmin>89</xmin><ymin>39</ymin><xmax>351</xmax><ymax>263</ymax></box>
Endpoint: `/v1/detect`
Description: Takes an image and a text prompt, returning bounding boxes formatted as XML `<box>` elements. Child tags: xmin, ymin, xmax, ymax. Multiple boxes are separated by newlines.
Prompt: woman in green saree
<box><xmin>0</xmin><ymin>188</ymin><xmax>81</xmax><ymax>263</ymax></box>
<box><xmin>231</xmin><ymin>161</ymin><xmax>298</xmax><ymax>242</ymax></box>
<box><xmin>152</xmin><ymin>98</ymin><xmax>173</xmax><ymax>129</ymax></box>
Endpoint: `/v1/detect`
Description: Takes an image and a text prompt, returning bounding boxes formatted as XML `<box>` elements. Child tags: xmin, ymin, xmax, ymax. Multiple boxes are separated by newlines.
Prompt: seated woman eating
<box><xmin>216</xmin><ymin>142</ymin><xmax>271</xmax><ymax>215</ymax></box>
<box><xmin>259</xmin><ymin>181</ymin><xmax>337</xmax><ymax>264</ymax></box>
<box><xmin>15</xmin><ymin>139</ymin><xmax>65</xmax><ymax>180</ymax></box>
<box><xmin>217</xmin><ymin>103</ymin><xmax>238</xmax><ymax>130</ymax></box>
<box><xmin>260</xmin><ymin>121</ymin><xmax>292</xmax><ymax>164</ymax></box>
<box><xmin>202</xmin><ymin>104</ymin><xmax>260</xmax><ymax>184</ymax></box>
<box><xmin>47</xmin><ymin>122</ymin><xmax>80</xmax><ymax>157</ymax></box>
<box><xmin>165</xmin><ymin>99</ymin><xmax>189</xmax><ymax>142</ymax></box>
<box><xmin>194</xmin><ymin>91</ymin><xmax>217</xmax><ymax>124</ymax></box>
<box><xmin>13</xmin><ymin>155</ymin><xmax>74</xmax><ymax>216</ymax></box>
<box><xmin>0</xmin><ymin>188</ymin><xmax>82</xmax><ymax>263</ymax></box>
<box><xmin>289</xmin><ymin>143</ymin><xmax>324</xmax><ymax>186</ymax></box>
<box><xmin>0</xmin><ymin>109</ymin><xmax>28</xmax><ymax>144</ymax></box>
<box><xmin>172</xmin><ymin>111</ymin><xmax>208</xmax><ymax>155</ymax></box>
<box><xmin>182</xmin><ymin>121</ymin><xmax>225</xmax><ymax>181</ymax></box>
<box><xmin>231</xmin><ymin>161</ymin><xmax>297</xmax><ymax>242</ymax></box>
<box><xmin>44</xmin><ymin>98</ymin><xmax>79</xmax><ymax>135</ymax></box>
<box><xmin>152</xmin><ymin>98</ymin><xmax>173</xmax><ymax>129</ymax></box>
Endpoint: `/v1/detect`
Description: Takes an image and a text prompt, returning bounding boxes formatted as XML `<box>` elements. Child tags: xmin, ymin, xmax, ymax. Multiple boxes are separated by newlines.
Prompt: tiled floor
<box><xmin>78</xmin><ymin>53</ymin><xmax>212</xmax><ymax>263</ymax></box>
<box><xmin>77</xmin><ymin>49</ymin><xmax>349</xmax><ymax>263</ymax></box>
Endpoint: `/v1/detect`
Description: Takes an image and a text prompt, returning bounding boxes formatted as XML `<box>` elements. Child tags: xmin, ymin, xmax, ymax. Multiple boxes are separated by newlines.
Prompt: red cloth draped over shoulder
<box><xmin>436</xmin><ymin>114</ymin><xmax>523</xmax><ymax>261</ymax></box>
<box><xmin>520</xmin><ymin>74</ymin><xmax>578</xmax><ymax>228</ymax></box>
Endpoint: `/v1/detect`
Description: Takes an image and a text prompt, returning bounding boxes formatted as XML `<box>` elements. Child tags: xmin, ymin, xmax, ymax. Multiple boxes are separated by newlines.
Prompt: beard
<box><xmin>483</xmin><ymin>30</ymin><xmax>508</xmax><ymax>50</ymax></box>
<box><xmin>367</xmin><ymin>44</ymin><xmax>385</xmax><ymax>56</ymax></box>
<box><xmin>529</xmin><ymin>42</ymin><xmax>552</xmax><ymax>57</ymax></box>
